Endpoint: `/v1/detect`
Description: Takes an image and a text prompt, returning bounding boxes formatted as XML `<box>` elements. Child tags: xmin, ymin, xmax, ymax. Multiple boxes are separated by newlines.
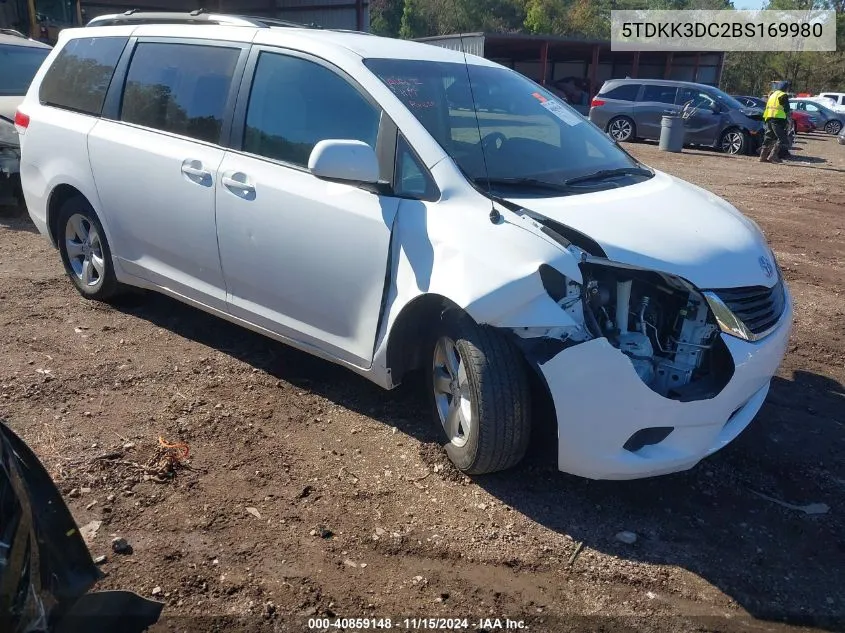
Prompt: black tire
<box><xmin>824</xmin><ymin>119</ymin><xmax>842</xmax><ymax>135</ymax></box>
<box><xmin>427</xmin><ymin>310</ymin><xmax>531</xmax><ymax>475</ymax></box>
<box><xmin>719</xmin><ymin>128</ymin><xmax>748</xmax><ymax>155</ymax></box>
<box><xmin>607</xmin><ymin>116</ymin><xmax>636</xmax><ymax>142</ymax></box>
<box><xmin>57</xmin><ymin>196</ymin><xmax>121</xmax><ymax>300</ymax></box>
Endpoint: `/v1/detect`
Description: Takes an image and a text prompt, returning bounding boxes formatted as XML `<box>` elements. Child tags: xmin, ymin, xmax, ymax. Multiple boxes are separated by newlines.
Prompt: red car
<box><xmin>791</xmin><ymin>110</ymin><xmax>816</xmax><ymax>132</ymax></box>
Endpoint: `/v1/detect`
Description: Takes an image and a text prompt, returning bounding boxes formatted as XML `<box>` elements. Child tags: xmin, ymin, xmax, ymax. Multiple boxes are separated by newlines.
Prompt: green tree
<box><xmin>399</xmin><ymin>0</ymin><xmax>428</xmax><ymax>38</ymax></box>
<box><xmin>370</xmin><ymin>0</ymin><xmax>404</xmax><ymax>37</ymax></box>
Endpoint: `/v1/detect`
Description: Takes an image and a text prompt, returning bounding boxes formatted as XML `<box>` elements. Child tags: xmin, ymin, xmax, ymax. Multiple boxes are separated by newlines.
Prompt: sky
<box><xmin>732</xmin><ymin>0</ymin><xmax>768</xmax><ymax>8</ymax></box>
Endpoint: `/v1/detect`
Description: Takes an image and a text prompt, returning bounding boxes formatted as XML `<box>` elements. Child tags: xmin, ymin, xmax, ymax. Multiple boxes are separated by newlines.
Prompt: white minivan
<box><xmin>17</xmin><ymin>13</ymin><xmax>792</xmax><ymax>480</ymax></box>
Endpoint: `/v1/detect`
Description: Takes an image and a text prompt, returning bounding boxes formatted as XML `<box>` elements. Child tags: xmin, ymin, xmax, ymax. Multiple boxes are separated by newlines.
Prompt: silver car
<box><xmin>589</xmin><ymin>79</ymin><xmax>764</xmax><ymax>155</ymax></box>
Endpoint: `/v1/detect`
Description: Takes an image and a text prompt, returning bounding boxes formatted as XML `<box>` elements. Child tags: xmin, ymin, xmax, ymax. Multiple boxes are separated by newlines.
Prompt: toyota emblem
<box><xmin>759</xmin><ymin>255</ymin><xmax>774</xmax><ymax>279</ymax></box>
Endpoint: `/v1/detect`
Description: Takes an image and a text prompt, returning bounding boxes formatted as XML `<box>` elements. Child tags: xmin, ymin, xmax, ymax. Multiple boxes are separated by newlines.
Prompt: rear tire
<box><xmin>57</xmin><ymin>196</ymin><xmax>121</xmax><ymax>301</ymax></box>
<box><xmin>607</xmin><ymin>116</ymin><xmax>636</xmax><ymax>142</ymax></box>
<box><xmin>427</xmin><ymin>310</ymin><xmax>531</xmax><ymax>475</ymax></box>
<box><xmin>824</xmin><ymin>119</ymin><xmax>842</xmax><ymax>135</ymax></box>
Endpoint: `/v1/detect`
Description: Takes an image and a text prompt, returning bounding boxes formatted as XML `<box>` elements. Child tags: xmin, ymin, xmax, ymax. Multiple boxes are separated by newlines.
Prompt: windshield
<box><xmin>364</xmin><ymin>58</ymin><xmax>650</xmax><ymax>195</ymax></box>
<box><xmin>0</xmin><ymin>45</ymin><xmax>50</xmax><ymax>97</ymax></box>
<box><xmin>708</xmin><ymin>87</ymin><xmax>746</xmax><ymax>110</ymax></box>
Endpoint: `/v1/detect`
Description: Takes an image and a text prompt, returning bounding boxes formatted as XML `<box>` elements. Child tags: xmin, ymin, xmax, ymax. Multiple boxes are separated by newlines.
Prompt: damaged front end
<box><xmin>505</xmin><ymin>214</ymin><xmax>790</xmax><ymax>479</ymax></box>
<box><xmin>512</xmin><ymin>231</ymin><xmax>735</xmax><ymax>404</ymax></box>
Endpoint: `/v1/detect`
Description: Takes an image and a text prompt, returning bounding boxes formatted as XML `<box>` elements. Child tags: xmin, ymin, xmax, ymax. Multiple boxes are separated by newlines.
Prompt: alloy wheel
<box><xmin>432</xmin><ymin>336</ymin><xmax>472</xmax><ymax>448</ymax></box>
<box><xmin>721</xmin><ymin>130</ymin><xmax>744</xmax><ymax>154</ymax></box>
<box><xmin>64</xmin><ymin>213</ymin><xmax>105</xmax><ymax>290</ymax></box>
<box><xmin>608</xmin><ymin>118</ymin><xmax>633</xmax><ymax>141</ymax></box>
<box><xmin>825</xmin><ymin>120</ymin><xmax>842</xmax><ymax>135</ymax></box>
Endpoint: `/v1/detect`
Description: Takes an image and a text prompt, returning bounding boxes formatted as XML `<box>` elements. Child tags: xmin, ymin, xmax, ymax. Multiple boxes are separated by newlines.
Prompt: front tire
<box><xmin>57</xmin><ymin>196</ymin><xmax>120</xmax><ymax>300</ymax></box>
<box><xmin>427</xmin><ymin>311</ymin><xmax>531</xmax><ymax>475</ymax></box>
<box><xmin>720</xmin><ymin>128</ymin><xmax>747</xmax><ymax>155</ymax></box>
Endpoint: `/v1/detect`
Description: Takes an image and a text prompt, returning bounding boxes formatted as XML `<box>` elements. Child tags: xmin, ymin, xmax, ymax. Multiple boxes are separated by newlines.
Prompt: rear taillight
<box><xmin>591</xmin><ymin>98</ymin><xmax>606</xmax><ymax>107</ymax></box>
<box><xmin>14</xmin><ymin>109</ymin><xmax>30</xmax><ymax>131</ymax></box>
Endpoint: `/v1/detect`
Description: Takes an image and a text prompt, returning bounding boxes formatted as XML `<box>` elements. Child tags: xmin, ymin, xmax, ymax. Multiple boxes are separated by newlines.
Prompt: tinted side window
<box><xmin>601</xmin><ymin>84</ymin><xmax>640</xmax><ymax>101</ymax></box>
<box><xmin>39</xmin><ymin>37</ymin><xmax>127</xmax><ymax>115</ymax></box>
<box><xmin>243</xmin><ymin>52</ymin><xmax>380</xmax><ymax>167</ymax></box>
<box><xmin>121</xmin><ymin>43</ymin><xmax>240</xmax><ymax>144</ymax></box>
<box><xmin>640</xmin><ymin>85</ymin><xmax>677</xmax><ymax>104</ymax></box>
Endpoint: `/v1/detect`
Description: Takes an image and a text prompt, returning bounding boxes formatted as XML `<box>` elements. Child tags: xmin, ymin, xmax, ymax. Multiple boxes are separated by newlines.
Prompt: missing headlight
<box><xmin>578</xmin><ymin>262</ymin><xmax>735</xmax><ymax>401</ymax></box>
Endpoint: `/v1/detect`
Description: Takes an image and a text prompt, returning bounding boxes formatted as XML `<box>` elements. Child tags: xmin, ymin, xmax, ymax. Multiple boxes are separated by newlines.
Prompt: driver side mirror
<box><xmin>308</xmin><ymin>139</ymin><xmax>380</xmax><ymax>184</ymax></box>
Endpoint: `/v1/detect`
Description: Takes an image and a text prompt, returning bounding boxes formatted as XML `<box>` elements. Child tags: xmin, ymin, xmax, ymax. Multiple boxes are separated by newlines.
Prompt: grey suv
<box><xmin>589</xmin><ymin>79</ymin><xmax>764</xmax><ymax>155</ymax></box>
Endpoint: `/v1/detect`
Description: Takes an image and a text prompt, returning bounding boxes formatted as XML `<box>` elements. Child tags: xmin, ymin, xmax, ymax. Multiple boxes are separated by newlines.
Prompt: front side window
<box><xmin>365</xmin><ymin>58</ymin><xmax>649</xmax><ymax>196</ymax></box>
<box><xmin>0</xmin><ymin>45</ymin><xmax>51</xmax><ymax>97</ymax></box>
<box><xmin>39</xmin><ymin>37</ymin><xmax>127</xmax><ymax>114</ymax></box>
<box><xmin>394</xmin><ymin>135</ymin><xmax>437</xmax><ymax>201</ymax></box>
<box><xmin>121</xmin><ymin>43</ymin><xmax>240</xmax><ymax>144</ymax></box>
<box><xmin>678</xmin><ymin>88</ymin><xmax>716</xmax><ymax>110</ymax></box>
<box><xmin>243</xmin><ymin>52</ymin><xmax>380</xmax><ymax>167</ymax></box>
<box><xmin>640</xmin><ymin>85</ymin><xmax>677</xmax><ymax>104</ymax></box>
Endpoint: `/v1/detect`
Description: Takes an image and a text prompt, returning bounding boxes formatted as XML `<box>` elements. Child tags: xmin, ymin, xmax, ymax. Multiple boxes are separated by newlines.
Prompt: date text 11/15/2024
<box><xmin>307</xmin><ymin>617</ymin><xmax>528</xmax><ymax>630</ymax></box>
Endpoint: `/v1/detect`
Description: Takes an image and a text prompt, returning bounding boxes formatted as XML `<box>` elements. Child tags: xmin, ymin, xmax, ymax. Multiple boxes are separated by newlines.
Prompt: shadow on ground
<box><xmin>0</xmin><ymin>210</ymin><xmax>38</xmax><ymax>234</ymax></box>
<box><xmin>115</xmin><ymin>292</ymin><xmax>844</xmax><ymax>632</ymax></box>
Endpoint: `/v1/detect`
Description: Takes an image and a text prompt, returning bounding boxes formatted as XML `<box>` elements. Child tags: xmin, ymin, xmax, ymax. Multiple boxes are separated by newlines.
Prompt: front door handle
<box><xmin>221</xmin><ymin>171</ymin><xmax>255</xmax><ymax>198</ymax></box>
<box><xmin>662</xmin><ymin>108</ymin><xmax>678</xmax><ymax>114</ymax></box>
<box><xmin>181</xmin><ymin>159</ymin><xmax>212</xmax><ymax>185</ymax></box>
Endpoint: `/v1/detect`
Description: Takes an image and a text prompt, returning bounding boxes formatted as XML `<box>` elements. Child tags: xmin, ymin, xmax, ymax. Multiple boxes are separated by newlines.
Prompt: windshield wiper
<box><xmin>564</xmin><ymin>167</ymin><xmax>653</xmax><ymax>186</ymax></box>
<box><xmin>474</xmin><ymin>177</ymin><xmax>575</xmax><ymax>194</ymax></box>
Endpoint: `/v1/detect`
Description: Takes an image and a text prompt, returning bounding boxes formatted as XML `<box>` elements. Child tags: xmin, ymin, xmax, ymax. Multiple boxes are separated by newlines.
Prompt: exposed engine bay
<box><xmin>535</xmin><ymin>254</ymin><xmax>734</xmax><ymax>402</ymax></box>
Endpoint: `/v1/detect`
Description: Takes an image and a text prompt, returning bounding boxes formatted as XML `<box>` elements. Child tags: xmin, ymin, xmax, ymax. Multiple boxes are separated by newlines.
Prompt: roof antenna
<box><xmin>458</xmin><ymin>35</ymin><xmax>500</xmax><ymax>224</ymax></box>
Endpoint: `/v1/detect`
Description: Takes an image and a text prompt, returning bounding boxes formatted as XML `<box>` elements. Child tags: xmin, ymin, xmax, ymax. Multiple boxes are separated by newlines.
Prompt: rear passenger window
<box><xmin>601</xmin><ymin>84</ymin><xmax>640</xmax><ymax>101</ymax></box>
<box><xmin>640</xmin><ymin>85</ymin><xmax>677</xmax><ymax>104</ymax></box>
<box><xmin>243</xmin><ymin>52</ymin><xmax>380</xmax><ymax>167</ymax></box>
<box><xmin>39</xmin><ymin>37</ymin><xmax>127</xmax><ymax>115</ymax></box>
<box><xmin>121</xmin><ymin>43</ymin><xmax>240</xmax><ymax>144</ymax></box>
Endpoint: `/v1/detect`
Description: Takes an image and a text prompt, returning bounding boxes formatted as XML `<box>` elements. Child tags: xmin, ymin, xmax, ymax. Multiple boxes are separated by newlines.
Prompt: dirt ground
<box><xmin>1</xmin><ymin>133</ymin><xmax>843</xmax><ymax>633</ymax></box>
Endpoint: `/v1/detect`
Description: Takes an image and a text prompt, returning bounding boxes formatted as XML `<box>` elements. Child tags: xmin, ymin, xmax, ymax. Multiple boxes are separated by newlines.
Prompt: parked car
<box><xmin>810</xmin><ymin>92</ymin><xmax>845</xmax><ymax>114</ymax></box>
<box><xmin>791</xmin><ymin>110</ymin><xmax>816</xmax><ymax>133</ymax></box>
<box><xmin>590</xmin><ymin>79</ymin><xmax>764</xmax><ymax>155</ymax></box>
<box><xmin>732</xmin><ymin>95</ymin><xmax>767</xmax><ymax>110</ymax></box>
<box><xmin>1</xmin><ymin>419</ymin><xmax>164</xmax><ymax>632</ymax></box>
<box><xmin>18</xmin><ymin>13</ymin><xmax>792</xmax><ymax>479</ymax></box>
<box><xmin>0</xmin><ymin>31</ymin><xmax>51</xmax><ymax>207</ymax></box>
<box><xmin>789</xmin><ymin>98</ymin><xmax>844</xmax><ymax>135</ymax></box>
<box><xmin>839</xmin><ymin>126</ymin><xmax>845</xmax><ymax>145</ymax></box>
<box><xmin>817</xmin><ymin>92</ymin><xmax>845</xmax><ymax>109</ymax></box>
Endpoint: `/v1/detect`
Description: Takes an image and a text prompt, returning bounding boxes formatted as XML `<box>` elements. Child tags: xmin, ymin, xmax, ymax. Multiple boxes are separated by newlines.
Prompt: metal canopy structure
<box><xmin>417</xmin><ymin>32</ymin><xmax>726</xmax><ymax>101</ymax></box>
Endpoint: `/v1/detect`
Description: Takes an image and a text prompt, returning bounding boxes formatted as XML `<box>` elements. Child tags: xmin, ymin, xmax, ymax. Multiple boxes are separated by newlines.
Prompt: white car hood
<box><xmin>506</xmin><ymin>170</ymin><xmax>776</xmax><ymax>290</ymax></box>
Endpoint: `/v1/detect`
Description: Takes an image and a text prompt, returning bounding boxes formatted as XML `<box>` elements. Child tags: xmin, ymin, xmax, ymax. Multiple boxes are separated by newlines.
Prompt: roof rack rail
<box><xmin>85</xmin><ymin>11</ymin><xmax>319</xmax><ymax>30</ymax></box>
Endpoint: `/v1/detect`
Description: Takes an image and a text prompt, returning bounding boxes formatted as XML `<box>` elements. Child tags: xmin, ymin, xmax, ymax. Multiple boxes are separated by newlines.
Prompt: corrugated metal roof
<box><xmin>416</xmin><ymin>34</ymin><xmax>485</xmax><ymax>57</ymax></box>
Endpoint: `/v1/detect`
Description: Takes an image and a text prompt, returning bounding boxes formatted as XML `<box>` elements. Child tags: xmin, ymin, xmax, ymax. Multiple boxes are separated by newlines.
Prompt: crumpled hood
<box><xmin>506</xmin><ymin>170</ymin><xmax>777</xmax><ymax>289</ymax></box>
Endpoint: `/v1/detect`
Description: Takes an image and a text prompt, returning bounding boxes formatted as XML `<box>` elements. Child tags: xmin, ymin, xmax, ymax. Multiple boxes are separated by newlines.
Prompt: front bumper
<box><xmin>533</xmin><ymin>289</ymin><xmax>793</xmax><ymax>480</ymax></box>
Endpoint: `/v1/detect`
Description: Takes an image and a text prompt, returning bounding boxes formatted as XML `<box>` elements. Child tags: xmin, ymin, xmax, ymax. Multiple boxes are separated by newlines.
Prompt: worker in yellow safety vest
<box><xmin>759</xmin><ymin>80</ymin><xmax>791</xmax><ymax>164</ymax></box>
